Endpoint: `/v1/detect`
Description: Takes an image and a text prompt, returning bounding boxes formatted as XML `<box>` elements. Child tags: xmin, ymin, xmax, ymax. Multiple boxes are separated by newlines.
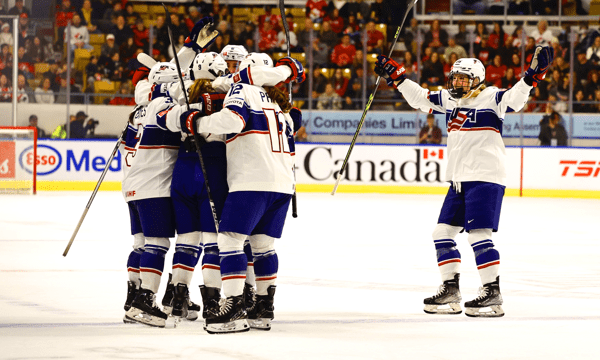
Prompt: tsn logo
<box><xmin>559</xmin><ymin>160</ymin><xmax>600</xmax><ymax>177</ymax></box>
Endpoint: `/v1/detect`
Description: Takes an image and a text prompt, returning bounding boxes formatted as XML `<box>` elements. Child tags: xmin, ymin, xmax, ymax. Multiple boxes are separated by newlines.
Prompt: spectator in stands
<box><xmin>17</xmin><ymin>12</ymin><xmax>30</xmax><ymax>47</ymax></box>
<box><xmin>311</xmin><ymin>37</ymin><xmax>330</xmax><ymax>67</ymax></box>
<box><xmin>297</xmin><ymin>18</ymin><xmax>314</xmax><ymax>51</ymax></box>
<box><xmin>486</xmin><ymin>55</ymin><xmax>506</xmax><ymax>87</ymax></box>
<box><xmin>70</xmin><ymin>111</ymin><xmax>95</xmax><ymax>139</ymax></box>
<box><xmin>501</xmin><ymin>67</ymin><xmax>517</xmax><ymax>89</ymax></box>
<box><xmin>454</xmin><ymin>22</ymin><xmax>470</xmax><ymax>51</ymax></box>
<box><xmin>475</xmin><ymin>36</ymin><xmax>493</xmax><ymax>65</ymax></box>
<box><xmin>65</xmin><ymin>14</ymin><xmax>93</xmax><ymax>58</ymax></box>
<box><xmin>343</xmin><ymin>78</ymin><xmax>363</xmax><ymax>110</ymax></box>
<box><xmin>8</xmin><ymin>0</ymin><xmax>29</xmax><ymax>17</ymax></box>
<box><xmin>369</xmin><ymin>0</ymin><xmax>390</xmax><ymax>24</ymax></box>
<box><xmin>538</xmin><ymin>111</ymin><xmax>567</xmax><ymax>146</ymax></box>
<box><xmin>366</xmin><ymin>20</ymin><xmax>384</xmax><ymax>54</ymax></box>
<box><xmin>585</xmin><ymin>36</ymin><xmax>600</xmax><ymax>66</ymax></box>
<box><xmin>100</xmin><ymin>34</ymin><xmax>117</xmax><ymax>64</ymax></box>
<box><xmin>573</xmin><ymin>89</ymin><xmax>591</xmax><ymax>113</ymax></box>
<box><xmin>419</xmin><ymin>114</ymin><xmax>442</xmax><ymax>145</ymax></box>
<box><xmin>0</xmin><ymin>73</ymin><xmax>10</xmax><ymax>102</ymax></box>
<box><xmin>574</xmin><ymin>50</ymin><xmax>594</xmax><ymax>87</ymax></box>
<box><xmin>55</xmin><ymin>0</ymin><xmax>76</xmax><ymax>43</ymax></box>
<box><xmin>185</xmin><ymin>6</ymin><xmax>202</xmax><ymax>32</ymax></box>
<box><xmin>341</xmin><ymin>0</ymin><xmax>370</xmax><ymax>22</ymax></box>
<box><xmin>311</xmin><ymin>65</ymin><xmax>329</xmax><ymax>98</ymax></box>
<box><xmin>509</xmin><ymin>53</ymin><xmax>524</xmax><ymax>79</ymax></box>
<box><xmin>124</xmin><ymin>3</ymin><xmax>141</xmax><ymax>26</ymax></box>
<box><xmin>0</xmin><ymin>23</ymin><xmax>12</xmax><ymax>47</ymax></box>
<box><xmin>421</xmin><ymin>52</ymin><xmax>444</xmax><ymax>86</ymax></box>
<box><xmin>585</xmin><ymin>70</ymin><xmax>600</xmax><ymax>99</ymax></box>
<box><xmin>258</xmin><ymin>22</ymin><xmax>278</xmax><ymax>53</ymax></box>
<box><xmin>352</xmin><ymin>49</ymin><xmax>364</xmax><ymax>68</ymax></box>
<box><xmin>453</xmin><ymin>0</ymin><xmax>486</xmax><ymax>15</ymax></box>
<box><xmin>511</xmin><ymin>26</ymin><xmax>524</xmax><ymax>49</ymax></box>
<box><xmin>26</xmin><ymin>36</ymin><xmax>49</xmax><ymax>64</ymax></box>
<box><xmin>29</xmin><ymin>115</ymin><xmax>46</xmax><ymax>137</ymax></box>
<box><xmin>444</xmin><ymin>36</ymin><xmax>467</xmax><ymax>61</ymax></box>
<box><xmin>132</xmin><ymin>19</ymin><xmax>149</xmax><ymax>50</ymax></box>
<box><xmin>79</xmin><ymin>0</ymin><xmax>98</xmax><ymax>34</ymax></box>
<box><xmin>332</xmin><ymin>68</ymin><xmax>349</xmax><ymax>97</ymax></box>
<box><xmin>532</xmin><ymin>0</ymin><xmax>558</xmax><ymax>15</ymax></box>
<box><xmin>444</xmin><ymin>52</ymin><xmax>459</xmax><ymax>82</ymax></box>
<box><xmin>320</xmin><ymin>20</ymin><xmax>339</xmax><ymax>49</ymax></box>
<box><xmin>552</xmin><ymin>56</ymin><xmax>570</xmax><ymax>77</ymax></box>
<box><xmin>307</xmin><ymin>0</ymin><xmax>328</xmax><ymax>23</ymax></box>
<box><xmin>120</xmin><ymin>37</ymin><xmax>137</xmax><ymax>64</ymax></box>
<box><xmin>331</xmin><ymin>34</ymin><xmax>356</xmax><ymax>68</ymax></box>
<box><xmin>404</xmin><ymin>18</ymin><xmax>420</xmax><ymax>54</ymax></box>
<box><xmin>424</xmin><ymin>20</ymin><xmax>448</xmax><ymax>54</ymax></box>
<box><xmin>101</xmin><ymin>1</ymin><xmax>124</xmax><ymax>32</ymax></box>
<box><xmin>530</xmin><ymin>20</ymin><xmax>553</xmax><ymax>46</ymax></box>
<box><xmin>85</xmin><ymin>55</ymin><xmax>100</xmax><ymax>89</ymax></box>
<box><xmin>113</xmin><ymin>15</ymin><xmax>134</xmax><ymax>47</ymax></box>
<box><xmin>153</xmin><ymin>15</ymin><xmax>169</xmax><ymax>57</ymax></box>
<box><xmin>0</xmin><ymin>43</ymin><xmax>12</xmax><ymax>74</ymax></box>
<box><xmin>346</xmin><ymin>12</ymin><xmax>360</xmax><ymax>33</ymax></box>
<box><xmin>317</xmin><ymin>82</ymin><xmax>342</xmax><ymax>110</ymax></box>
<box><xmin>401</xmin><ymin>51</ymin><xmax>418</xmax><ymax>82</ymax></box>
<box><xmin>34</xmin><ymin>77</ymin><xmax>54</xmax><ymax>104</ymax></box>
<box><xmin>488</xmin><ymin>22</ymin><xmax>507</xmax><ymax>51</ymax></box>
<box><xmin>217</xmin><ymin>20</ymin><xmax>233</xmax><ymax>46</ymax></box>
<box><xmin>257</xmin><ymin>5</ymin><xmax>281</xmax><ymax>34</ymax></box>
<box><xmin>17</xmin><ymin>46</ymin><xmax>34</xmax><ymax>80</ymax></box>
<box><xmin>17</xmin><ymin>73</ymin><xmax>32</xmax><ymax>103</ymax></box>
<box><xmin>422</xmin><ymin>46</ymin><xmax>432</xmax><ymax>63</ymax></box>
<box><xmin>325</xmin><ymin>8</ymin><xmax>345</xmax><ymax>34</ymax></box>
<box><xmin>109</xmin><ymin>82</ymin><xmax>135</xmax><ymax>106</ymax></box>
<box><xmin>208</xmin><ymin>35</ymin><xmax>225</xmax><ymax>53</ymax></box>
<box><xmin>236</xmin><ymin>21</ymin><xmax>255</xmax><ymax>50</ymax></box>
<box><xmin>105</xmin><ymin>51</ymin><xmax>124</xmax><ymax>82</ymax></box>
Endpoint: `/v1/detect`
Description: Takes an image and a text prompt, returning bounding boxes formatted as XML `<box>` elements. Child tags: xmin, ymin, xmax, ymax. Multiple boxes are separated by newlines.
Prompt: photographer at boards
<box><xmin>70</xmin><ymin>111</ymin><xmax>98</xmax><ymax>138</ymax></box>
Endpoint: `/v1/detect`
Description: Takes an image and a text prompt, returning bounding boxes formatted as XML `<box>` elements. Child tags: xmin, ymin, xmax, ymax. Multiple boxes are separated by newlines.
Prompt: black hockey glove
<box><xmin>375</xmin><ymin>55</ymin><xmax>406</xmax><ymax>88</ymax></box>
<box><xmin>180</xmin><ymin>110</ymin><xmax>202</xmax><ymax>135</ymax></box>
<box><xmin>275</xmin><ymin>57</ymin><xmax>306</xmax><ymax>84</ymax></box>
<box><xmin>524</xmin><ymin>46</ymin><xmax>554</xmax><ymax>87</ymax></box>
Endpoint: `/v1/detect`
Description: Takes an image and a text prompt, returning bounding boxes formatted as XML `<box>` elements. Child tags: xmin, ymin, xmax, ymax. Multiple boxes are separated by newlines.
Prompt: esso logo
<box><xmin>19</xmin><ymin>144</ymin><xmax>62</xmax><ymax>175</ymax></box>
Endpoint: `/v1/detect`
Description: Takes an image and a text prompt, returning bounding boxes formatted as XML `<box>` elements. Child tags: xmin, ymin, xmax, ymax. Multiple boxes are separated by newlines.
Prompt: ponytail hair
<box><xmin>188</xmin><ymin>79</ymin><xmax>216</xmax><ymax>104</ymax></box>
<box><xmin>264</xmin><ymin>86</ymin><xmax>292</xmax><ymax>113</ymax></box>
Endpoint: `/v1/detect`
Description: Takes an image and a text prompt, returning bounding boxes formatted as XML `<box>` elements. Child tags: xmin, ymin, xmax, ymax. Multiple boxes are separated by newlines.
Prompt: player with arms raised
<box><xmin>375</xmin><ymin>46</ymin><xmax>553</xmax><ymax>317</ymax></box>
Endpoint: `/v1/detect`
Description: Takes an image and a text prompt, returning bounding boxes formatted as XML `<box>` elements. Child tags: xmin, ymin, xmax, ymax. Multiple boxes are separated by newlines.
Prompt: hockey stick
<box><xmin>279</xmin><ymin>0</ymin><xmax>298</xmax><ymax>218</ymax></box>
<box><xmin>162</xmin><ymin>3</ymin><xmax>220</xmax><ymax>232</ymax></box>
<box><xmin>63</xmin><ymin>125</ymin><xmax>128</xmax><ymax>256</ymax></box>
<box><xmin>331</xmin><ymin>0</ymin><xmax>419</xmax><ymax>195</ymax></box>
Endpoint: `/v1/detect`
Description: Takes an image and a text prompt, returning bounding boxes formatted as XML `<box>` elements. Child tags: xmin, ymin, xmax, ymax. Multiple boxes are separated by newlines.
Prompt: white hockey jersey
<box><xmin>398</xmin><ymin>78</ymin><xmax>532</xmax><ymax>186</ymax></box>
<box><xmin>120</xmin><ymin>97</ymin><xmax>181</xmax><ymax>202</ymax></box>
<box><xmin>191</xmin><ymin>83</ymin><xmax>296</xmax><ymax>194</ymax></box>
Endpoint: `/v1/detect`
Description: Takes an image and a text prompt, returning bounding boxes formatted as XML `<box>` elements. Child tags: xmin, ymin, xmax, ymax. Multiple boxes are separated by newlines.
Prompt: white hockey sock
<box><xmin>201</xmin><ymin>232</ymin><xmax>221</xmax><ymax>289</ymax></box>
<box><xmin>468</xmin><ymin>229</ymin><xmax>500</xmax><ymax>285</ymax></box>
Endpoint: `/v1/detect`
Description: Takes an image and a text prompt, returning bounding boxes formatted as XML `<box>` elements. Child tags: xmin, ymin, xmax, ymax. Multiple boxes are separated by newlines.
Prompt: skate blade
<box><xmin>123</xmin><ymin>314</ymin><xmax>138</xmax><ymax>324</ymax></box>
<box><xmin>125</xmin><ymin>308</ymin><xmax>166</xmax><ymax>327</ymax></box>
<box><xmin>206</xmin><ymin>319</ymin><xmax>250</xmax><ymax>334</ymax></box>
<box><xmin>248</xmin><ymin>318</ymin><xmax>272</xmax><ymax>330</ymax></box>
<box><xmin>465</xmin><ymin>305</ymin><xmax>504</xmax><ymax>318</ymax></box>
<box><xmin>424</xmin><ymin>303</ymin><xmax>462</xmax><ymax>315</ymax></box>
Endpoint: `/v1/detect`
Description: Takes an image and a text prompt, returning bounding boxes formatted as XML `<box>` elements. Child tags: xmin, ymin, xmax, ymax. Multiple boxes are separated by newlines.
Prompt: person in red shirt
<box><xmin>366</xmin><ymin>21</ymin><xmax>384</xmax><ymax>54</ymax></box>
<box><xmin>332</xmin><ymin>68</ymin><xmax>349</xmax><ymax>97</ymax></box>
<box><xmin>509</xmin><ymin>53</ymin><xmax>524</xmax><ymax>80</ymax></box>
<box><xmin>258</xmin><ymin>22</ymin><xmax>278</xmax><ymax>52</ymax></box>
<box><xmin>132</xmin><ymin>19</ymin><xmax>149</xmax><ymax>49</ymax></box>
<box><xmin>331</xmin><ymin>34</ymin><xmax>356</xmax><ymax>68</ymax></box>
<box><xmin>306</xmin><ymin>0</ymin><xmax>328</xmax><ymax>22</ymax></box>
<box><xmin>488</xmin><ymin>22</ymin><xmax>507</xmax><ymax>51</ymax></box>
<box><xmin>475</xmin><ymin>36</ymin><xmax>493</xmax><ymax>65</ymax></box>
<box><xmin>258</xmin><ymin>5</ymin><xmax>281</xmax><ymax>33</ymax></box>
<box><xmin>324</xmin><ymin>8</ymin><xmax>344</xmax><ymax>34</ymax></box>
<box><xmin>486</xmin><ymin>54</ymin><xmax>507</xmax><ymax>88</ymax></box>
<box><xmin>55</xmin><ymin>0</ymin><xmax>75</xmax><ymax>35</ymax></box>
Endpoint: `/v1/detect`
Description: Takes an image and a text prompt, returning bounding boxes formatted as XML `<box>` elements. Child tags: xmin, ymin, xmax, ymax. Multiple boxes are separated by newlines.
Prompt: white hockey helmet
<box><xmin>148</xmin><ymin>62</ymin><xmax>180</xmax><ymax>84</ymax></box>
<box><xmin>239</xmin><ymin>53</ymin><xmax>274</xmax><ymax>71</ymax></box>
<box><xmin>447</xmin><ymin>58</ymin><xmax>486</xmax><ymax>99</ymax></box>
<box><xmin>220</xmin><ymin>45</ymin><xmax>248</xmax><ymax>73</ymax></box>
<box><xmin>190</xmin><ymin>52</ymin><xmax>228</xmax><ymax>80</ymax></box>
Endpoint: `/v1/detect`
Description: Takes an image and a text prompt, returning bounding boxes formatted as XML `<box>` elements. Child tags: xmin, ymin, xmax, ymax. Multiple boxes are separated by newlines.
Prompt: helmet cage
<box><xmin>446</xmin><ymin>58</ymin><xmax>485</xmax><ymax>99</ymax></box>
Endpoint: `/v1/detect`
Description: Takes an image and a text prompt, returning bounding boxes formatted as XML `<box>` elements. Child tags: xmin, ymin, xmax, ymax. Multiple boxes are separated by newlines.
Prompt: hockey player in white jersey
<box><xmin>173</xmin><ymin>53</ymin><xmax>304</xmax><ymax>333</ymax></box>
<box><xmin>120</xmin><ymin>94</ymin><xmax>182</xmax><ymax>327</ymax></box>
<box><xmin>220</xmin><ymin>44</ymin><xmax>248</xmax><ymax>74</ymax></box>
<box><xmin>375</xmin><ymin>46</ymin><xmax>554</xmax><ymax>317</ymax></box>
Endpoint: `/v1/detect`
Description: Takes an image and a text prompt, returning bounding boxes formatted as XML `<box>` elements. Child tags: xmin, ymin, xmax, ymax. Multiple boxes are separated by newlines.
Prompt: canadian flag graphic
<box><xmin>423</xmin><ymin>148</ymin><xmax>444</xmax><ymax>160</ymax></box>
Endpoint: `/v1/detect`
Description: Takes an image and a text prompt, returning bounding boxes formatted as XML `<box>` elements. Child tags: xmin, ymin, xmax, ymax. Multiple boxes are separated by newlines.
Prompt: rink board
<box><xmin>15</xmin><ymin>140</ymin><xmax>600</xmax><ymax>198</ymax></box>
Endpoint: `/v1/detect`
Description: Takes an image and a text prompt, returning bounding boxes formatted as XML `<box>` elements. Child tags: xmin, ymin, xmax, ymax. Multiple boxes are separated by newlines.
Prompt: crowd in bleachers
<box><xmin>0</xmin><ymin>0</ymin><xmax>599</xmax><ymax>112</ymax></box>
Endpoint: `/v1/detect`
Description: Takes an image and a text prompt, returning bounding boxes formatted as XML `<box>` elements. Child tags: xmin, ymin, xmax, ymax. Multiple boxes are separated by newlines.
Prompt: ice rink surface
<box><xmin>1</xmin><ymin>191</ymin><xmax>599</xmax><ymax>360</ymax></box>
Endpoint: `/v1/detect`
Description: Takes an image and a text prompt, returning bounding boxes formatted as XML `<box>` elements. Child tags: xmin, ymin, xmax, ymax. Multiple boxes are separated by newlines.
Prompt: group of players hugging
<box><xmin>119</xmin><ymin>16</ymin><xmax>554</xmax><ymax>333</ymax></box>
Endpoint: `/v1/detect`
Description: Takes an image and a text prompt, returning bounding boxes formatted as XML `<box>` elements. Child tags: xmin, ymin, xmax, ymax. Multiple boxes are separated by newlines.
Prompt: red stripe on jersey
<box><xmin>247</xmin><ymin>262</ymin><xmax>254</xmax><ymax>266</ymax></box>
<box><xmin>140</xmin><ymin>268</ymin><xmax>162</xmax><ymax>276</ymax></box>
<box><xmin>226</xmin><ymin>130</ymin><xmax>270</xmax><ymax>143</ymax></box>
<box><xmin>460</xmin><ymin>127</ymin><xmax>500</xmax><ymax>133</ymax></box>
<box><xmin>247</xmin><ymin>66</ymin><xmax>253</xmax><ymax>85</ymax></box>
<box><xmin>477</xmin><ymin>261</ymin><xmax>500</xmax><ymax>270</ymax></box>
<box><xmin>222</xmin><ymin>275</ymin><xmax>246</xmax><ymax>281</ymax></box>
<box><xmin>173</xmin><ymin>264</ymin><xmax>195</xmax><ymax>272</ymax></box>
<box><xmin>438</xmin><ymin>259</ymin><xmax>461</xmax><ymax>266</ymax></box>
<box><xmin>229</xmin><ymin>109</ymin><xmax>246</xmax><ymax>128</ymax></box>
<box><xmin>137</xmin><ymin>145</ymin><xmax>180</xmax><ymax>150</ymax></box>
<box><xmin>127</xmin><ymin>267</ymin><xmax>140</xmax><ymax>273</ymax></box>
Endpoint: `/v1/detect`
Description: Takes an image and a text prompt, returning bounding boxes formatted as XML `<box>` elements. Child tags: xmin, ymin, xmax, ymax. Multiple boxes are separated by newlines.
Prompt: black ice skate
<box><xmin>125</xmin><ymin>288</ymin><xmax>168</xmax><ymax>327</ymax></box>
<box><xmin>161</xmin><ymin>273</ymin><xmax>175</xmax><ymax>315</ymax></box>
<box><xmin>123</xmin><ymin>280</ymin><xmax>139</xmax><ymax>324</ymax></box>
<box><xmin>465</xmin><ymin>276</ymin><xmax>504</xmax><ymax>318</ymax></box>
<box><xmin>243</xmin><ymin>282</ymin><xmax>257</xmax><ymax>313</ymax></box>
<box><xmin>205</xmin><ymin>295</ymin><xmax>249</xmax><ymax>334</ymax></box>
<box><xmin>170</xmin><ymin>283</ymin><xmax>200</xmax><ymax>324</ymax></box>
<box><xmin>199</xmin><ymin>285</ymin><xmax>221</xmax><ymax>319</ymax></box>
<box><xmin>423</xmin><ymin>274</ymin><xmax>462</xmax><ymax>315</ymax></box>
<box><xmin>247</xmin><ymin>285</ymin><xmax>276</xmax><ymax>330</ymax></box>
